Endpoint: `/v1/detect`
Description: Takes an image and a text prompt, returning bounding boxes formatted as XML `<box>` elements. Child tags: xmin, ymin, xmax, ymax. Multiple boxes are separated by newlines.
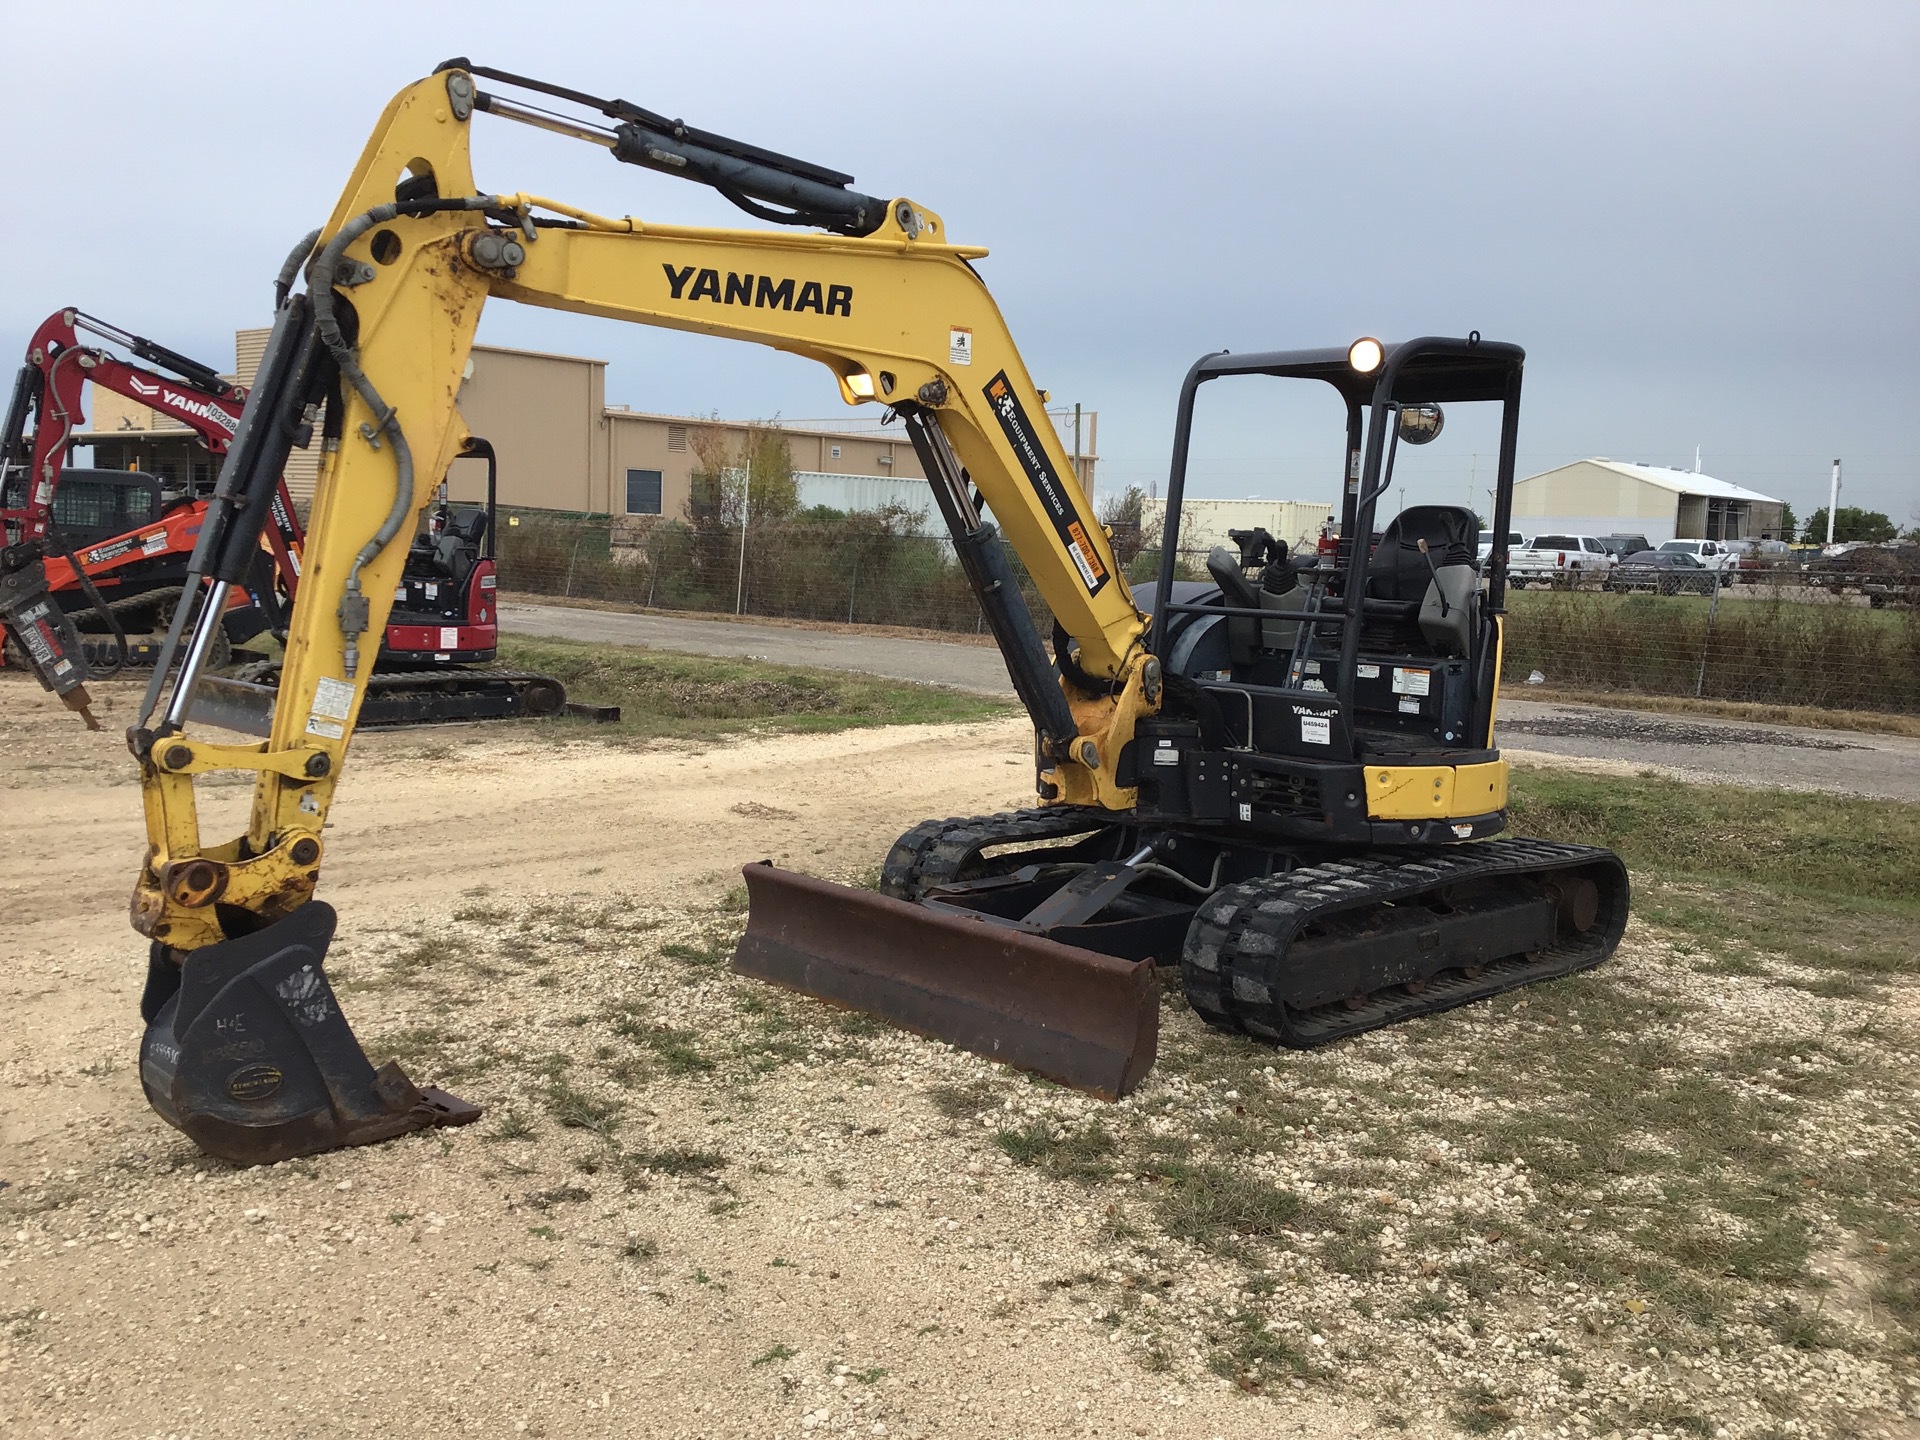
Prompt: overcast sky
<box><xmin>5</xmin><ymin>2</ymin><xmax>1915</xmax><ymax>524</ymax></box>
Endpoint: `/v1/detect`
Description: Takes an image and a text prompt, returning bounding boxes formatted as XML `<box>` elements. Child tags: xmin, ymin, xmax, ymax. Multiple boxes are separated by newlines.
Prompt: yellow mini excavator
<box><xmin>121</xmin><ymin>62</ymin><xmax>1627</xmax><ymax>1165</ymax></box>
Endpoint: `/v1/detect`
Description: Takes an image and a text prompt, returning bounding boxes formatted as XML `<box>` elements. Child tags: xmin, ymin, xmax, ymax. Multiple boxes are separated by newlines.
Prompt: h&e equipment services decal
<box><xmin>982</xmin><ymin>371</ymin><xmax>1108</xmax><ymax>596</ymax></box>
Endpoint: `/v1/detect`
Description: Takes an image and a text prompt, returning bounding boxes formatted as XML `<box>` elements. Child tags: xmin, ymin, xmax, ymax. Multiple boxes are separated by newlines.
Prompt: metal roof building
<box><xmin>1512</xmin><ymin>459</ymin><xmax>1786</xmax><ymax>543</ymax></box>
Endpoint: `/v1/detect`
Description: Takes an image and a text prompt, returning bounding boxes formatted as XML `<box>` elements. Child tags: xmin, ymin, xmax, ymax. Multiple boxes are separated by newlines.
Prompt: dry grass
<box><xmin>1515</xmin><ymin>686</ymin><xmax>1920</xmax><ymax>738</ymax></box>
<box><xmin>307</xmin><ymin>765</ymin><xmax>1919</xmax><ymax>1436</ymax></box>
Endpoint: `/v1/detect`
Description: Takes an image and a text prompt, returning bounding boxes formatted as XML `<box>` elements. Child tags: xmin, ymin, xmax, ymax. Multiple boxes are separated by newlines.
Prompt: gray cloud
<box><xmin>4</xmin><ymin>1</ymin><xmax>1913</xmax><ymax>520</ymax></box>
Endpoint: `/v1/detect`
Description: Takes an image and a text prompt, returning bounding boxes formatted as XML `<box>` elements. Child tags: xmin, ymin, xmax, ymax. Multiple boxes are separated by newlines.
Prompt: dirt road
<box><xmin>500</xmin><ymin>600</ymin><xmax>1920</xmax><ymax>802</ymax></box>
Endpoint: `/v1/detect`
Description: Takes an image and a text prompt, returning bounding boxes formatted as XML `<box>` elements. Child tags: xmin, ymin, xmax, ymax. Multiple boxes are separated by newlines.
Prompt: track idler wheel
<box><xmin>139</xmin><ymin>901</ymin><xmax>480</xmax><ymax>1166</ymax></box>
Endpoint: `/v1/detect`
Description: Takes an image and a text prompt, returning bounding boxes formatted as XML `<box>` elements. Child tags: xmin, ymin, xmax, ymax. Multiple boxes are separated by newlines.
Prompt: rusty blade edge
<box><xmin>732</xmin><ymin>863</ymin><xmax>1158</xmax><ymax>1100</ymax></box>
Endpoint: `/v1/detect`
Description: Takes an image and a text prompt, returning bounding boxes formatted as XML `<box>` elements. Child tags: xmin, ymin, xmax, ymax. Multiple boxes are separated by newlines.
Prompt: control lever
<box><xmin>1417</xmin><ymin>537</ymin><xmax>1451</xmax><ymax>617</ymax></box>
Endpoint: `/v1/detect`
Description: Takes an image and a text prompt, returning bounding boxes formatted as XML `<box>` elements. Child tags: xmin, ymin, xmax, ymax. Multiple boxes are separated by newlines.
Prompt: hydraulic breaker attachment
<box><xmin>0</xmin><ymin>547</ymin><xmax>98</xmax><ymax>728</ymax></box>
<box><xmin>732</xmin><ymin>863</ymin><xmax>1158</xmax><ymax>1099</ymax></box>
<box><xmin>139</xmin><ymin>901</ymin><xmax>480</xmax><ymax>1166</ymax></box>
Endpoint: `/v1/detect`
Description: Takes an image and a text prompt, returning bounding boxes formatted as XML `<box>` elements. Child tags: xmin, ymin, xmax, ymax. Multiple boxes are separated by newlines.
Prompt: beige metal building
<box><xmin>222</xmin><ymin>334</ymin><xmax>1094</xmax><ymax>527</ymax></box>
<box><xmin>1512</xmin><ymin>459</ymin><xmax>1785</xmax><ymax>543</ymax></box>
<box><xmin>76</xmin><ymin>331</ymin><xmax>1098</xmax><ymax>534</ymax></box>
<box><xmin>1139</xmin><ymin>496</ymin><xmax>1332</xmax><ymax>555</ymax></box>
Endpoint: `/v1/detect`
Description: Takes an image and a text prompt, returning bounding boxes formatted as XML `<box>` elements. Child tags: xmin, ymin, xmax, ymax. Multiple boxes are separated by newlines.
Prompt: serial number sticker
<box><xmin>949</xmin><ymin>327</ymin><xmax>973</xmax><ymax>365</ymax></box>
<box><xmin>1300</xmin><ymin>714</ymin><xmax>1331</xmax><ymax>745</ymax></box>
<box><xmin>1392</xmin><ymin>667</ymin><xmax>1431</xmax><ymax>697</ymax></box>
<box><xmin>439</xmin><ymin>626</ymin><xmax>460</xmax><ymax>650</ymax></box>
<box><xmin>141</xmin><ymin>531</ymin><xmax>168</xmax><ymax>555</ymax></box>
<box><xmin>310</xmin><ymin>676</ymin><xmax>356</xmax><ymax>722</ymax></box>
<box><xmin>1398</xmin><ymin>696</ymin><xmax>1422</xmax><ymax>714</ymax></box>
<box><xmin>1357</xmin><ymin>663</ymin><xmax>1380</xmax><ymax>679</ymax></box>
<box><xmin>1151</xmin><ymin>747</ymin><xmax>1182</xmax><ymax>767</ymax></box>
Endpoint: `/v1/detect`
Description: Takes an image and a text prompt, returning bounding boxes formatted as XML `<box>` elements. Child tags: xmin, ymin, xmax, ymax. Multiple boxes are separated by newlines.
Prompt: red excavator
<box><xmin>0</xmin><ymin>307</ymin><xmax>568</xmax><ymax>727</ymax></box>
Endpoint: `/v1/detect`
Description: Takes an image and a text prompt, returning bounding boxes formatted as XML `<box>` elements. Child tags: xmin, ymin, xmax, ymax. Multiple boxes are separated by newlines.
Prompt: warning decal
<box><xmin>305</xmin><ymin>675</ymin><xmax>355</xmax><ymax>741</ymax></box>
<box><xmin>981</xmin><ymin>370</ymin><xmax>1108</xmax><ymax>596</ymax></box>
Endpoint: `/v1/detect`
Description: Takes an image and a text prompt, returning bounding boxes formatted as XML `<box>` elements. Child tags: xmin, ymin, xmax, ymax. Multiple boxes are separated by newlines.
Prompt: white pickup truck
<box><xmin>1505</xmin><ymin>533</ymin><xmax>1618</xmax><ymax>587</ymax></box>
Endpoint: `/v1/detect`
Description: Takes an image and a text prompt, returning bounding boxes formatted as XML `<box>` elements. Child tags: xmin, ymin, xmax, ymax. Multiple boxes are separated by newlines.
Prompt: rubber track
<box><xmin>224</xmin><ymin>663</ymin><xmax>564</xmax><ymax>725</ymax></box>
<box><xmin>228</xmin><ymin>662</ymin><xmax>558</xmax><ymax>693</ymax></box>
<box><xmin>878</xmin><ymin>807</ymin><xmax>1115</xmax><ymax>900</ymax></box>
<box><xmin>1182</xmin><ymin>836</ymin><xmax>1629</xmax><ymax>1048</ymax></box>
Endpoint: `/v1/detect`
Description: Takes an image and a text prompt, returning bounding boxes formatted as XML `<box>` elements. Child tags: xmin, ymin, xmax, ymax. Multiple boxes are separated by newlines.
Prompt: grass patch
<box><xmin>925</xmin><ymin>1081</ymin><xmax>996</xmax><ymax>1120</ymax></box>
<box><xmin>992</xmin><ymin>1121</ymin><xmax>1117</xmax><ymax>1184</ymax></box>
<box><xmin>1150</xmin><ymin>1162</ymin><xmax>1305</xmax><ymax>1251</ymax></box>
<box><xmin>1448</xmin><ymin>1381</ymin><xmax>1515</xmax><ymax>1434</ymax></box>
<box><xmin>620</xmin><ymin>1146</ymin><xmax>727</xmax><ymax>1179</ymax></box>
<box><xmin>607</xmin><ymin>1009</ymin><xmax>714</xmax><ymax>1074</ymax></box>
<box><xmin>1501</xmin><ymin>587</ymin><xmax>1920</xmax><ymax>714</ymax></box>
<box><xmin>496</xmin><ymin>635</ymin><xmax>1012</xmax><ymax>742</ymax></box>
<box><xmin>1508</xmin><ymin>764</ymin><xmax>1920</xmax><ymax>906</ymax></box>
<box><xmin>543</xmin><ymin>1076</ymin><xmax>623</xmax><ymax>1137</ymax></box>
<box><xmin>1515</xmin><ymin>686</ymin><xmax>1920</xmax><ymax>739</ymax></box>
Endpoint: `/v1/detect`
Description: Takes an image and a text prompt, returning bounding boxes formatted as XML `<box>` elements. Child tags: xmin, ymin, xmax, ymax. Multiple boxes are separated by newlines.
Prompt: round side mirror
<box><xmin>1397</xmin><ymin>404</ymin><xmax>1444</xmax><ymax>445</ymax></box>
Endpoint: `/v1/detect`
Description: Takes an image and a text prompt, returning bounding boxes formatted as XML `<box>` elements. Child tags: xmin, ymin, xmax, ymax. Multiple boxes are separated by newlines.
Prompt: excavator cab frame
<box><xmin>1145</xmin><ymin>337</ymin><xmax>1526</xmax><ymax>838</ymax></box>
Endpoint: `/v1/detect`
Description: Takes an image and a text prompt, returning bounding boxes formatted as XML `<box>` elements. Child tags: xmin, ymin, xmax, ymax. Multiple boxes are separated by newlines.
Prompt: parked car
<box><xmin>1804</xmin><ymin>542</ymin><xmax>1920</xmax><ymax>606</ymax></box>
<box><xmin>1731</xmin><ymin>538</ymin><xmax>1795</xmax><ymax>579</ymax></box>
<box><xmin>1507</xmin><ymin>533</ymin><xmax>1618</xmax><ymax>587</ymax></box>
<box><xmin>1655</xmin><ymin>538</ymin><xmax>1739</xmax><ymax>576</ymax></box>
<box><xmin>1607</xmin><ymin>550</ymin><xmax>1719</xmax><ymax>595</ymax></box>
<box><xmin>1477</xmin><ymin>530</ymin><xmax>1522</xmax><ymax>563</ymax></box>
<box><xmin>1599</xmin><ymin>533</ymin><xmax>1653</xmax><ymax>559</ymax></box>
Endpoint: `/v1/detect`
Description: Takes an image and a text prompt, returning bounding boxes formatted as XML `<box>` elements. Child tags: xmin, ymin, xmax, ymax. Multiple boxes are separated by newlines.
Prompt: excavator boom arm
<box><xmin>131</xmin><ymin>65</ymin><xmax>1158</xmax><ymax>953</ymax></box>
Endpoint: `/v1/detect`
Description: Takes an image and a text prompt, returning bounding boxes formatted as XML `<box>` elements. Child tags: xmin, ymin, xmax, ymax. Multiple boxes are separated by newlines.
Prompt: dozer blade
<box><xmin>732</xmin><ymin>863</ymin><xmax>1158</xmax><ymax>1099</ymax></box>
<box><xmin>139</xmin><ymin>901</ymin><xmax>481</xmax><ymax>1166</ymax></box>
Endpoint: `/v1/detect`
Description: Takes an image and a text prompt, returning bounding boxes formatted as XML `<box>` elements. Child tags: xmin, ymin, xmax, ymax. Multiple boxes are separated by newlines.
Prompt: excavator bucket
<box><xmin>732</xmin><ymin>864</ymin><xmax>1159</xmax><ymax>1099</ymax></box>
<box><xmin>139</xmin><ymin>901</ymin><xmax>480</xmax><ymax>1166</ymax></box>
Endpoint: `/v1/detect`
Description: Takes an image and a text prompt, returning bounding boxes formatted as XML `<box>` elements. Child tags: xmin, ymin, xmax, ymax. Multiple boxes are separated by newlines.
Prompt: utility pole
<box><xmin>1826</xmin><ymin>459</ymin><xmax>1841</xmax><ymax>545</ymax></box>
<box><xmin>735</xmin><ymin>460</ymin><xmax>752</xmax><ymax>614</ymax></box>
<box><xmin>1073</xmin><ymin>403</ymin><xmax>1085</xmax><ymax>506</ymax></box>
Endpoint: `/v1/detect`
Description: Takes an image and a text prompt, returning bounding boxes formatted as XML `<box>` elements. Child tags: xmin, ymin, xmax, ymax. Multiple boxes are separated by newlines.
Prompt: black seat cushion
<box><xmin>1367</xmin><ymin>505</ymin><xmax>1478</xmax><ymax>603</ymax></box>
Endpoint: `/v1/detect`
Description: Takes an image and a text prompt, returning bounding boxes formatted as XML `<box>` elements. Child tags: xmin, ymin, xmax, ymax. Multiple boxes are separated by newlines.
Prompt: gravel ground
<box><xmin>2</xmin><ymin>679</ymin><xmax>1915</xmax><ymax>1438</ymax></box>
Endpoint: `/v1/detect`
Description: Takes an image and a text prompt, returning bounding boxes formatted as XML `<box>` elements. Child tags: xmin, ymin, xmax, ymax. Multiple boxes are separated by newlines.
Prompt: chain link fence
<box><xmin>496</xmin><ymin>513</ymin><xmax>1920</xmax><ymax>715</ymax></box>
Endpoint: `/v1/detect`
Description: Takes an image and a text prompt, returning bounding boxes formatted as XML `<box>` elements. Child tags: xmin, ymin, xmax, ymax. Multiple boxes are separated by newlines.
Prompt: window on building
<box><xmin>625</xmin><ymin>468</ymin><xmax>663</xmax><ymax>515</ymax></box>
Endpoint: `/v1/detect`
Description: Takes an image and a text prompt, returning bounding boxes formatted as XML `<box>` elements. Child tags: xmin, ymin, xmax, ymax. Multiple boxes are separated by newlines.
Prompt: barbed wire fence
<box><xmin>495</xmin><ymin>513</ymin><xmax>1920</xmax><ymax>715</ymax></box>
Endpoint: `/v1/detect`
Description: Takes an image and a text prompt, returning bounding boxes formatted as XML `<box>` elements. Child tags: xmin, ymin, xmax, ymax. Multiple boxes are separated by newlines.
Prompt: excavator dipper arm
<box><xmin>127</xmin><ymin>65</ymin><xmax>1161</xmax><ymax>1160</ymax></box>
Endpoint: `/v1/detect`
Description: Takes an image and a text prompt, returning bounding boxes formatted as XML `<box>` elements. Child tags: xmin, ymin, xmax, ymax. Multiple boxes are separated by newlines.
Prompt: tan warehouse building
<box><xmin>79</xmin><ymin>331</ymin><xmax>1093</xmax><ymax>528</ymax></box>
<box><xmin>1512</xmin><ymin>459</ymin><xmax>1786</xmax><ymax>544</ymax></box>
<box><xmin>1139</xmin><ymin>496</ymin><xmax>1332</xmax><ymax>556</ymax></box>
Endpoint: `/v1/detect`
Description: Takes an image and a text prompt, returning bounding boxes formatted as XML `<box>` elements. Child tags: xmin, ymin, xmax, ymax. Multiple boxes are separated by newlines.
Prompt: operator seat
<box><xmin>431</xmin><ymin>507</ymin><xmax>488</xmax><ymax>588</ymax></box>
<box><xmin>1367</xmin><ymin>505</ymin><xmax>1479</xmax><ymax>656</ymax></box>
<box><xmin>1205</xmin><ymin>542</ymin><xmax>1302</xmax><ymax>666</ymax></box>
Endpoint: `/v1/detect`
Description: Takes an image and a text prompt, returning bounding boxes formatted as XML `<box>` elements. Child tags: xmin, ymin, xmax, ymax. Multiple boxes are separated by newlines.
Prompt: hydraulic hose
<box><xmin>305</xmin><ymin>195</ymin><xmax>497</xmax><ymax>675</ymax></box>
<box><xmin>274</xmin><ymin>229</ymin><xmax>322</xmax><ymax>310</ymax></box>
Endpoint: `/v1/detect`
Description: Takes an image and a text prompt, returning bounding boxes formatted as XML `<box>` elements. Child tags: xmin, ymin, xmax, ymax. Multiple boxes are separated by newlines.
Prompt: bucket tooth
<box><xmin>732</xmin><ymin>863</ymin><xmax>1158</xmax><ymax>1099</ymax></box>
<box><xmin>138</xmin><ymin>901</ymin><xmax>481</xmax><ymax>1166</ymax></box>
